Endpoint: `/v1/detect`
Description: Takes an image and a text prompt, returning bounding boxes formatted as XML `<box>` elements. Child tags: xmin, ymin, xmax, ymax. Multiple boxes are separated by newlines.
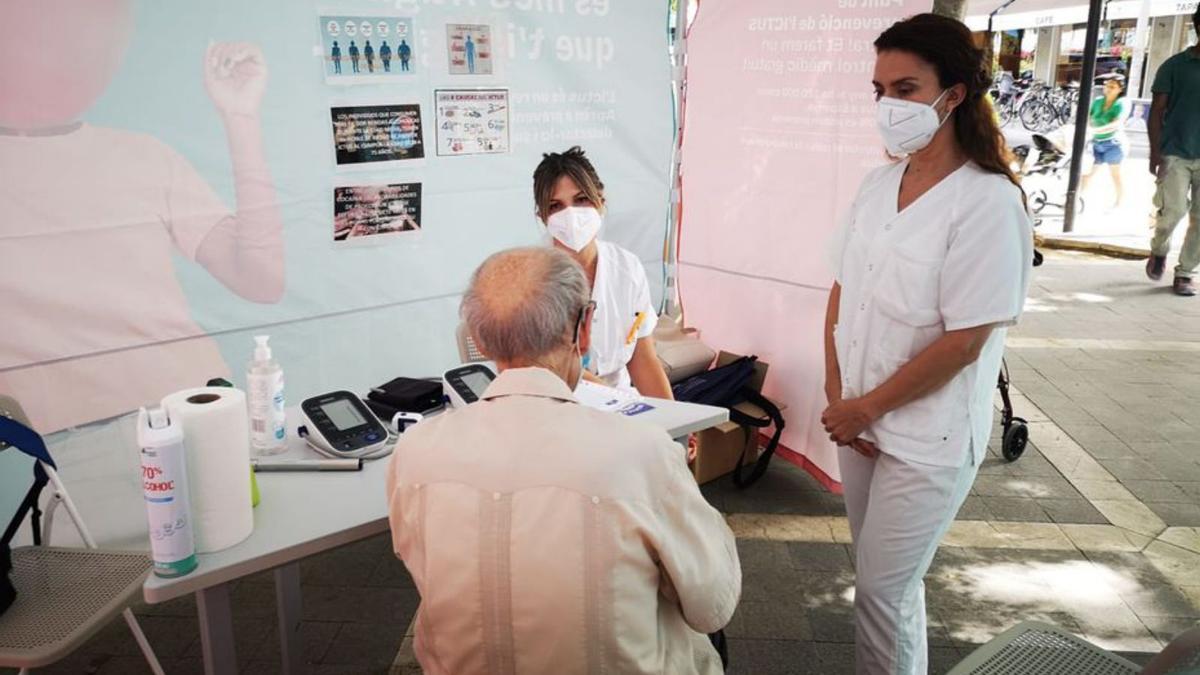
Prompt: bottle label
<box><xmin>142</xmin><ymin>445</ymin><xmax>195</xmax><ymax>566</ymax></box>
<box><xmin>248</xmin><ymin>370</ymin><xmax>286</xmax><ymax>447</ymax></box>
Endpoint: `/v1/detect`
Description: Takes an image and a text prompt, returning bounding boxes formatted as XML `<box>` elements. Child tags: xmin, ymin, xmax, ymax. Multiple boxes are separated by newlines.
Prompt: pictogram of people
<box><xmin>349</xmin><ymin>39</ymin><xmax>360</xmax><ymax>73</ymax></box>
<box><xmin>330</xmin><ymin>39</ymin><xmax>341</xmax><ymax>74</ymax></box>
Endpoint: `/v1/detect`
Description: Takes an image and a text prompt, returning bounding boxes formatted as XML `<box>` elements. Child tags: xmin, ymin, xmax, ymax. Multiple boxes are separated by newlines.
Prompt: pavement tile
<box><xmin>1144</xmin><ymin>502</ymin><xmax>1200</xmax><ymax>528</ymax></box>
<box><xmin>725</xmin><ymin>514</ymin><xmax>836</xmax><ymax>543</ymax></box>
<box><xmin>1122</xmin><ymin>479</ymin><xmax>1195</xmax><ymax>503</ymax></box>
<box><xmin>726</xmin><ymin>638</ymin><xmax>820</xmax><ymax>675</ymax></box>
<box><xmin>1037</xmin><ymin>498</ymin><xmax>1109</xmax><ymax>525</ymax></box>
<box><xmin>1101</xmin><ymin>458</ymin><xmax>1170</xmax><ymax>481</ymax></box>
<box><xmin>725</xmin><ymin>600</ymin><xmax>813</xmax><ymax>640</ymax></box>
<box><xmin>1060</xmin><ymin>524</ymin><xmax>1150</xmax><ymax>552</ymax></box>
<box><xmin>1091</xmin><ymin>499</ymin><xmax>1168</xmax><ymax>536</ymax></box>
<box><xmin>320</xmin><ymin>621</ymin><xmax>407</xmax><ymax>669</ymax></box>
<box><xmin>1143</xmin><ymin>541</ymin><xmax>1200</xmax><ymax>591</ymax></box>
<box><xmin>980</xmin><ymin>496</ymin><xmax>1051</xmax><ymax>522</ymax></box>
<box><xmin>1072</xmin><ymin>478</ymin><xmax>1139</xmax><ymax>502</ymax></box>
<box><xmin>1157</xmin><ymin>527</ymin><xmax>1200</xmax><ymax>555</ymax></box>
<box><xmin>786</xmin><ymin>542</ymin><xmax>853</xmax><ymax>571</ymax></box>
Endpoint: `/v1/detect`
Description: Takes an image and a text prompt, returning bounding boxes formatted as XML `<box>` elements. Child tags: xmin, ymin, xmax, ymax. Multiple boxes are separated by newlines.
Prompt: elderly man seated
<box><xmin>386</xmin><ymin>246</ymin><xmax>741</xmax><ymax>674</ymax></box>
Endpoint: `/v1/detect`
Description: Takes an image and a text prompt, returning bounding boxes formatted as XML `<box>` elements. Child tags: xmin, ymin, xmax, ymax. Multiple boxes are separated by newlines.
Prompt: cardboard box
<box><xmin>690</xmin><ymin>352</ymin><xmax>782</xmax><ymax>485</ymax></box>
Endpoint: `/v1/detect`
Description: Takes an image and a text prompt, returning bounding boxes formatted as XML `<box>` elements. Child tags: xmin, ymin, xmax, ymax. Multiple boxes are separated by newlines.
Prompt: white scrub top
<box><xmin>585</xmin><ymin>240</ymin><xmax>659</xmax><ymax>392</ymax></box>
<box><xmin>829</xmin><ymin>161</ymin><xmax>1033</xmax><ymax>467</ymax></box>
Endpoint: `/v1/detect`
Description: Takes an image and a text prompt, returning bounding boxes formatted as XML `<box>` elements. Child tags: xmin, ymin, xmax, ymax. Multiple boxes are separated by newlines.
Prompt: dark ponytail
<box><xmin>875</xmin><ymin>14</ymin><xmax>1023</xmax><ymax>196</ymax></box>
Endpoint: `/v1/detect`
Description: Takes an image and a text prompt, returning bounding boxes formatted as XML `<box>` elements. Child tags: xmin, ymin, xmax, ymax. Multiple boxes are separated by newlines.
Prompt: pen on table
<box><xmin>251</xmin><ymin>458</ymin><xmax>363</xmax><ymax>472</ymax></box>
<box><xmin>626</xmin><ymin>311</ymin><xmax>646</xmax><ymax>345</ymax></box>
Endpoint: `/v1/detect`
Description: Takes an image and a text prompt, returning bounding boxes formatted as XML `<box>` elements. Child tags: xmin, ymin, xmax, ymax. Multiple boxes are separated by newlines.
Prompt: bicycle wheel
<box><xmin>1019</xmin><ymin>99</ymin><xmax>1046</xmax><ymax>131</ymax></box>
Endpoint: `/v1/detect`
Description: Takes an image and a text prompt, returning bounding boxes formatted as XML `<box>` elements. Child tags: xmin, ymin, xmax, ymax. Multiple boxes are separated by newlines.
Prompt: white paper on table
<box><xmin>573</xmin><ymin>380</ymin><xmax>643</xmax><ymax>413</ymax></box>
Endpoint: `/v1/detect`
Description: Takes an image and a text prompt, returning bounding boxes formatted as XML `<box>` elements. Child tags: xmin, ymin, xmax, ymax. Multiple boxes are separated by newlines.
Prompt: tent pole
<box><xmin>1063</xmin><ymin>0</ymin><xmax>1104</xmax><ymax>233</ymax></box>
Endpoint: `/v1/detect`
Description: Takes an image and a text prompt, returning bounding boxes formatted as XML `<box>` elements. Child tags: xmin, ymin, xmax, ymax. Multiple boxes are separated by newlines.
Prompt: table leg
<box><xmin>196</xmin><ymin>584</ymin><xmax>238</xmax><ymax>675</ymax></box>
<box><xmin>275</xmin><ymin>562</ymin><xmax>304</xmax><ymax>674</ymax></box>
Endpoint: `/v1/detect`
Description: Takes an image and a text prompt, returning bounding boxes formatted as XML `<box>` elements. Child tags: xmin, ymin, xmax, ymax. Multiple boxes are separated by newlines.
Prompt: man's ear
<box><xmin>576</xmin><ymin>305</ymin><xmax>595</xmax><ymax>354</ymax></box>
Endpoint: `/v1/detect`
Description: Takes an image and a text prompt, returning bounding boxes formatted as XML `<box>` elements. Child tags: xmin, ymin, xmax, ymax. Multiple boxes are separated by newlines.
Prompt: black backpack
<box><xmin>672</xmin><ymin>356</ymin><xmax>785</xmax><ymax>488</ymax></box>
<box><xmin>0</xmin><ymin>414</ymin><xmax>57</xmax><ymax>616</ymax></box>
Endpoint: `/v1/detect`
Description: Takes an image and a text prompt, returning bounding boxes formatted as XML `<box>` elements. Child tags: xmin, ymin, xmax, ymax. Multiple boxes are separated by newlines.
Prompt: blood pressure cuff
<box><xmin>368</xmin><ymin>377</ymin><xmax>444</xmax><ymax>414</ymax></box>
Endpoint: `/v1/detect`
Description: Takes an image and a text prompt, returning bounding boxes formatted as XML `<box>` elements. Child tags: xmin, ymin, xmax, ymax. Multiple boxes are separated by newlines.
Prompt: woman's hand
<box><xmin>849</xmin><ymin>438</ymin><xmax>880</xmax><ymax>458</ymax></box>
<box><xmin>821</xmin><ymin>397</ymin><xmax>879</xmax><ymax>446</ymax></box>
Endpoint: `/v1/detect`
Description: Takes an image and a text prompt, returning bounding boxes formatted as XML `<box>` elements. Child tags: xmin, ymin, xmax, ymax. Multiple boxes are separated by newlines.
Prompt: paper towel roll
<box><xmin>162</xmin><ymin>387</ymin><xmax>254</xmax><ymax>553</ymax></box>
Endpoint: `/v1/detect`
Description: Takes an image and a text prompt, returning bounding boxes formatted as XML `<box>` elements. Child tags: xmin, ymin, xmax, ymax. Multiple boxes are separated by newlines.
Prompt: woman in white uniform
<box><xmin>821</xmin><ymin>15</ymin><xmax>1033</xmax><ymax>675</ymax></box>
<box><xmin>532</xmin><ymin>146</ymin><xmax>674</xmax><ymax>400</ymax></box>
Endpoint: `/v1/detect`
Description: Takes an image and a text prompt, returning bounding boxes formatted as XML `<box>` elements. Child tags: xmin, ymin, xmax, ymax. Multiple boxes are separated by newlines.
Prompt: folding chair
<box><xmin>948</xmin><ymin>620</ymin><xmax>1200</xmax><ymax>675</ymax></box>
<box><xmin>0</xmin><ymin>396</ymin><xmax>164</xmax><ymax>675</ymax></box>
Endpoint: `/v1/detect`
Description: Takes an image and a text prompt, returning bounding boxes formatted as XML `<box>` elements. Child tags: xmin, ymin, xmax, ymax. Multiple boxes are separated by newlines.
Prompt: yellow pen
<box><xmin>626</xmin><ymin>312</ymin><xmax>646</xmax><ymax>345</ymax></box>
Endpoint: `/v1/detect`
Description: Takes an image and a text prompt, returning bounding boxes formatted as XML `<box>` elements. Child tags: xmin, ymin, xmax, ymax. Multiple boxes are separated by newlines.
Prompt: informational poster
<box><xmin>333</xmin><ymin>182</ymin><xmax>422</xmax><ymax>242</ymax></box>
<box><xmin>446</xmin><ymin>23</ymin><xmax>494</xmax><ymax>75</ymax></box>
<box><xmin>330</xmin><ymin>103</ymin><xmax>424</xmax><ymax>167</ymax></box>
<box><xmin>434</xmin><ymin>89</ymin><xmax>509</xmax><ymax>156</ymax></box>
<box><xmin>318</xmin><ymin>14</ymin><xmax>416</xmax><ymax>83</ymax></box>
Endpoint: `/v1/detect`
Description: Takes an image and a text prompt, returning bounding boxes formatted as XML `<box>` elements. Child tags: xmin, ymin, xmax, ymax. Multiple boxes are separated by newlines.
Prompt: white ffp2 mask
<box><xmin>876</xmin><ymin>90</ymin><xmax>950</xmax><ymax>157</ymax></box>
<box><xmin>546</xmin><ymin>206</ymin><xmax>602</xmax><ymax>252</ymax></box>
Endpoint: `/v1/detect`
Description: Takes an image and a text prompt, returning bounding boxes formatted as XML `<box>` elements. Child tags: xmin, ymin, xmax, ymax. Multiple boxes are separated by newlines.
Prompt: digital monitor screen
<box><xmin>321</xmin><ymin>398</ymin><xmax>366</xmax><ymax>431</ymax></box>
<box><xmin>459</xmin><ymin>371</ymin><xmax>493</xmax><ymax>395</ymax></box>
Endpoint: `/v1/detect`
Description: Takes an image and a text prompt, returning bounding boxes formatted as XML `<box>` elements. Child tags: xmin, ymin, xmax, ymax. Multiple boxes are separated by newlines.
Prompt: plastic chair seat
<box><xmin>0</xmin><ymin>546</ymin><xmax>150</xmax><ymax>669</ymax></box>
<box><xmin>947</xmin><ymin>621</ymin><xmax>1142</xmax><ymax>675</ymax></box>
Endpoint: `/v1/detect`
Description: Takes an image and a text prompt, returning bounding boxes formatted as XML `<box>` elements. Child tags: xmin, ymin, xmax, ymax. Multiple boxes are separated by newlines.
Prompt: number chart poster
<box><xmin>435</xmin><ymin>89</ymin><xmax>509</xmax><ymax>156</ymax></box>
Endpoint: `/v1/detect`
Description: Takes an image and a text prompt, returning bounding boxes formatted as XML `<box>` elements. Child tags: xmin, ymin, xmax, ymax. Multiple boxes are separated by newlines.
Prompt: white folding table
<box><xmin>141</xmin><ymin>399</ymin><xmax>728</xmax><ymax>674</ymax></box>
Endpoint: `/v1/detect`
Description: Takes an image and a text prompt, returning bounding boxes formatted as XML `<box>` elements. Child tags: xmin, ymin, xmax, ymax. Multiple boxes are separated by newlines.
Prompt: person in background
<box><xmin>1080</xmin><ymin>74</ymin><xmax>1128</xmax><ymax>210</ymax></box>
<box><xmin>822</xmin><ymin>13</ymin><xmax>1032</xmax><ymax>674</ymax></box>
<box><xmin>386</xmin><ymin>246</ymin><xmax>740</xmax><ymax>674</ymax></box>
<box><xmin>1146</xmin><ymin>5</ymin><xmax>1200</xmax><ymax>297</ymax></box>
<box><xmin>532</xmin><ymin>146</ymin><xmax>674</xmax><ymax>400</ymax></box>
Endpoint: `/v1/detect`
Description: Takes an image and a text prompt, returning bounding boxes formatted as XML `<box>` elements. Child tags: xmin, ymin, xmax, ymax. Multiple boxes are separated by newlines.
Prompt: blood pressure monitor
<box><xmin>299</xmin><ymin>391</ymin><xmax>392</xmax><ymax>459</ymax></box>
<box><xmin>443</xmin><ymin>363</ymin><xmax>496</xmax><ymax>408</ymax></box>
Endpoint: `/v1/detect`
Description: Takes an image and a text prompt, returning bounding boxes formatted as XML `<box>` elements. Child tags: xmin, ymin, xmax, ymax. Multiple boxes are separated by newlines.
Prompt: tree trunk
<box><xmin>932</xmin><ymin>0</ymin><xmax>968</xmax><ymax>20</ymax></box>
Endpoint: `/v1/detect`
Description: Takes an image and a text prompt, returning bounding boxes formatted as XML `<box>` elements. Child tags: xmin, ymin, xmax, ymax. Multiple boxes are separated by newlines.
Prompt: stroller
<box><xmin>994</xmin><ymin>169</ymin><xmax>1046</xmax><ymax>463</ymax></box>
<box><xmin>1012</xmin><ymin>134</ymin><xmax>1086</xmax><ymax>216</ymax></box>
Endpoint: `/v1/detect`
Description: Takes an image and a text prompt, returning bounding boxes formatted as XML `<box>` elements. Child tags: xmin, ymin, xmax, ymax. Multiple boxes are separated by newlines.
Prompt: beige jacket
<box><xmin>386</xmin><ymin>367</ymin><xmax>741</xmax><ymax>674</ymax></box>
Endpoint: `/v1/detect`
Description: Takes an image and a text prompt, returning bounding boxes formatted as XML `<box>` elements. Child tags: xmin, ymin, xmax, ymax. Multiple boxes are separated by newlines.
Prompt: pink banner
<box><xmin>679</xmin><ymin>0</ymin><xmax>923</xmax><ymax>483</ymax></box>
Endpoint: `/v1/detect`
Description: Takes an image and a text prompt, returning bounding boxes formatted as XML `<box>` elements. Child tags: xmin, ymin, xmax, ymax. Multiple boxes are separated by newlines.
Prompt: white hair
<box><xmin>461</xmin><ymin>247</ymin><xmax>589</xmax><ymax>363</ymax></box>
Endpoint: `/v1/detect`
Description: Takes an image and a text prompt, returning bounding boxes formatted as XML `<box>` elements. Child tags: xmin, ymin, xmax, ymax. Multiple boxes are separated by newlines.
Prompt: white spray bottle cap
<box><xmin>254</xmin><ymin>335</ymin><xmax>272</xmax><ymax>362</ymax></box>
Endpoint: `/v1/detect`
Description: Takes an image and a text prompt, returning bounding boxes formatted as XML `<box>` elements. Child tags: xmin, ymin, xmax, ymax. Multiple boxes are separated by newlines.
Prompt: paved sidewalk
<box><xmin>10</xmin><ymin>253</ymin><xmax>1200</xmax><ymax>675</ymax></box>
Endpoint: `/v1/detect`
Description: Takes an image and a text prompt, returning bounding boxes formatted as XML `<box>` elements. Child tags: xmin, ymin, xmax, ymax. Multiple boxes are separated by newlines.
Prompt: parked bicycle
<box><xmin>1018</xmin><ymin>81</ymin><xmax>1081</xmax><ymax>133</ymax></box>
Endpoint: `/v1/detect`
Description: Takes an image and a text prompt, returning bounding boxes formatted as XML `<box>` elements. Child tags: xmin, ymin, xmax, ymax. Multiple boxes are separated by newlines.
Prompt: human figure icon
<box><xmin>465</xmin><ymin>34</ymin><xmax>476</xmax><ymax>73</ymax></box>
<box><xmin>398</xmin><ymin>39</ymin><xmax>411</xmax><ymax>72</ymax></box>
<box><xmin>349</xmin><ymin>40</ymin><xmax>360</xmax><ymax>73</ymax></box>
<box><xmin>379</xmin><ymin>40</ymin><xmax>392</xmax><ymax>72</ymax></box>
<box><xmin>364</xmin><ymin>39</ymin><xmax>374</xmax><ymax>73</ymax></box>
<box><xmin>330</xmin><ymin>40</ymin><xmax>342</xmax><ymax>74</ymax></box>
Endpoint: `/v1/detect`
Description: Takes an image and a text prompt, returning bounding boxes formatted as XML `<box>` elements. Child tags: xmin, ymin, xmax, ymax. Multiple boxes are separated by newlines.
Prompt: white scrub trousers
<box><xmin>838</xmin><ymin>444</ymin><xmax>979</xmax><ymax>675</ymax></box>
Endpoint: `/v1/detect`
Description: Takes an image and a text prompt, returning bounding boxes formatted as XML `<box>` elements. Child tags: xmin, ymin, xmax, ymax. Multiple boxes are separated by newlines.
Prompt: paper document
<box><xmin>574</xmin><ymin>380</ymin><xmax>643</xmax><ymax>413</ymax></box>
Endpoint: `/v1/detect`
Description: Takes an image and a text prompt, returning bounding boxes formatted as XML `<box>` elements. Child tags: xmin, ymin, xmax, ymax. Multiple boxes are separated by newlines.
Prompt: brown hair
<box><xmin>532</xmin><ymin>146</ymin><xmax>606</xmax><ymax>221</ymax></box>
<box><xmin>875</xmin><ymin>14</ymin><xmax>1023</xmax><ymax>194</ymax></box>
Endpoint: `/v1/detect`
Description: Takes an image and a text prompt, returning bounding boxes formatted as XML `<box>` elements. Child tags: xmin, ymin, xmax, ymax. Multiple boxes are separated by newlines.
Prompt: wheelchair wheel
<box><xmin>1002</xmin><ymin>422</ymin><xmax>1028</xmax><ymax>462</ymax></box>
<box><xmin>1029</xmin><ymin>190</ymin><xmax>1048</xmax><ymax>214</ymax></box>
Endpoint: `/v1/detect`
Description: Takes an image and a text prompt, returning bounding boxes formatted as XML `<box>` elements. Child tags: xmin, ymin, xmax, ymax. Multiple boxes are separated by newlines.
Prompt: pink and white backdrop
<box><xmin>678</xmin><ymin>0</ymin><xmax>925</xmax><ymax>487</ymax></box>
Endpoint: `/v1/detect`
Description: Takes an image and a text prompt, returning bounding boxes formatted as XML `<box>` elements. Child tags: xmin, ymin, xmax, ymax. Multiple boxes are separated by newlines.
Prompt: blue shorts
<box><xmin>1092</xmin><ymin>138</ymin><xmax>1125</xmax><ymax>165</ymax></box>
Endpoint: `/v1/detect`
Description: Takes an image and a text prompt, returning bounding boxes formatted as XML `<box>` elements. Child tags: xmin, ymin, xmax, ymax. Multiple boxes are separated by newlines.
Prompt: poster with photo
<box><xmin>445</xmin><ymin>23</ymin><xmax>493</xmax><ymax>75</ymax></box>
<box><xmin>331</xmin><ymin>103</ymin><xmax>424</xmax><ymax>168</ymax></box>
<box><xmin>319</xmin><ymin>14</ymin><xmax>416</xmax><ymax>83</ymax></box>
<box><xmin>333</xmin><ymin>182</ymin><xmax>422</xmax><ymax>242</ymax></box>
<box><xmin>434</xmin><ymin>89</ymin><xmax>509</xmax><ymax>156</ymax></box>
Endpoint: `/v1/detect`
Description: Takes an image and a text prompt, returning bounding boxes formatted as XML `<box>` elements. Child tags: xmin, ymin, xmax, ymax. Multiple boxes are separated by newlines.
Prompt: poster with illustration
<box><xmin>333</xmin><ymin>182</ymin><xmax>421</xmax><ymax>242</ymax></box>
<box><xmin>318</xmin><ymin>14</ymin><xmax>415</xmax><ymax>83</ymax></box>
<box><xmin>434</xmin><ymin>89</ymin><xmax>509</xmax><ymax>156</ymax></box>
<box><xmin>330</xmin><ymin>103</ymin><xmax>424</xmax><ymax>168</ymax></box>
<box><xmin>445</xmin><ymin>23</ymin><xmax>493</xmax><ymax>75</ymax></box>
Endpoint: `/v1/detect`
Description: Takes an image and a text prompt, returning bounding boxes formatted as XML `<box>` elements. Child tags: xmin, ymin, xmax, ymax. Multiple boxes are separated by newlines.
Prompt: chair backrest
<box><xmin>456</xmin><ymin>322</ymin><xmax>487</xmax><ymax>364</ymax></box>
<box><xmin>1140</xmin><ymin>625</ymin><xmax>1200</xmax><ymax>675</ymax></box>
